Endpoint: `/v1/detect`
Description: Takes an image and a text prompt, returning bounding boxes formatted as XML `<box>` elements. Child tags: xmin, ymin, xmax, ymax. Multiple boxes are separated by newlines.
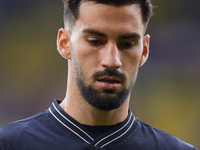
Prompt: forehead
<box><xmin>73</xmin><ymin>1</ymin><xmax>144</xmax><ymax>37</ymax></box>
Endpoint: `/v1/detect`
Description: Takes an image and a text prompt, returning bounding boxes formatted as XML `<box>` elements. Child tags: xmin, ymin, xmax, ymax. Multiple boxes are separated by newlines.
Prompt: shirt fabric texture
<box><xmin>0</xmin><ymin>100</ymin><xmax>197</xmax><ymax>150</ymax></box>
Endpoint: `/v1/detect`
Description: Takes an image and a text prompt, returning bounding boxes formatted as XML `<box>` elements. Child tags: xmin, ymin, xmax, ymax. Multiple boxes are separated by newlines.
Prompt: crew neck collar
<box><xmin>48</xmin><ymin>99</ymin><xmax>136</xmax><ymax>149</ymax></box>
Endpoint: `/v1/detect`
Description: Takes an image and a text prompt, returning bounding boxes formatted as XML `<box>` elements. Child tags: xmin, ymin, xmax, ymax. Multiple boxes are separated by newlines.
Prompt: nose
<box><xmin>101</xmin><ymin>43</ymin><xmax>122</xmax><ymax>71</ymax></box>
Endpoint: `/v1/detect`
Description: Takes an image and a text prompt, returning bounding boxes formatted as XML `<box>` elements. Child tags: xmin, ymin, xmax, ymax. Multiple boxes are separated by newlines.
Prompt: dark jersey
<box><xmin>0</xmin><ymin>100</ymin><xmax>197</xmax><ymax>150</ymax></box>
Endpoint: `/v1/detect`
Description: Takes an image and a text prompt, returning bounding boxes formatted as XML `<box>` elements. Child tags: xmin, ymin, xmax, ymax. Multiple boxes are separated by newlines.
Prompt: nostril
<box><xmin>104</xmin><ymin>66</ymin><xmax>120</xmax><ymax>72</ymax></box>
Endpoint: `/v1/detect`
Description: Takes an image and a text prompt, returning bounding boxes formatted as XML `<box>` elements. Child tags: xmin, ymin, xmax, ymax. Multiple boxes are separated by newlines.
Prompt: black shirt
<box><xmin>0</xmin><ymin>100</ymin><xmax>197</xmax><ymax>150</ymax></box>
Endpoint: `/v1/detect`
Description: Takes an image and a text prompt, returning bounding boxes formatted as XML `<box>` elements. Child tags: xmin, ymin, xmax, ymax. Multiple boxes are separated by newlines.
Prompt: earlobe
<box><xmin>139</xmin><ymin>34</ymin><xmax>150</xmax><ymax>67</ymax></box>
<box><xmin>57</xmin><ymin>28</ymin><xmax>71</xmax><ymax>60</ymax></box>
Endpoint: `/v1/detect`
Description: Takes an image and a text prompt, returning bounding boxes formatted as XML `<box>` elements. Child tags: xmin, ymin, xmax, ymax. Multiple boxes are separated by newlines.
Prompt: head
<box><xmin>57</xmin><ymin>0</ymin><xmax>152</xmax><ymax>111</ymax></box>
<box><xmin>62</xmin><ymin>0</ymin><xmax>153</xmax><ymax>31</ymax></box>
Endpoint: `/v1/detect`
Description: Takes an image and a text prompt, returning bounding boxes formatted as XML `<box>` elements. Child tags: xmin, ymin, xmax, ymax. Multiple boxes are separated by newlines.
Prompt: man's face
<box><xmin>68</xmin><ymin>2</ymin><xmax>149</xmax><ymax>110</ymax></box>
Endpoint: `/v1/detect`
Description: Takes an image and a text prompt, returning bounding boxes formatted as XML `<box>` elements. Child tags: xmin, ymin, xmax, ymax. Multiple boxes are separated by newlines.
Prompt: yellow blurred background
<box><xmin>0</xmin><ymin>0</ymin><xmax>199</xmax><ymax>148</ymax></box>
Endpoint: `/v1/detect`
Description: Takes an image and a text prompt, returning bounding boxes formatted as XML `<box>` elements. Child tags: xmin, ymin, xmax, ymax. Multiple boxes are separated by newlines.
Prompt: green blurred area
<box><xmin>0</xmin><ymin>0</ymin><xmax>199</xmax><ymax>148</ymax></box>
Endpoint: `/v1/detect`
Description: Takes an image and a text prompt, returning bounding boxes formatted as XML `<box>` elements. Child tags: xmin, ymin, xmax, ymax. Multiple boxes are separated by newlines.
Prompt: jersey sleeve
<box><xmin>0</xmin><ymin>133</ymin><xmax>7</xmax><ymax>150</ymax></box>
<box><xmin>193</xmin><ymin>146</ymin><xmax>198</xmax><ymax>150</ymax></box>
<box><xmin>0</xmin><ymin>121</ymin><xmax>23</xmax><ymax>150</ymax></box>
<box><xmin>0</xmin><ymin>124</ymin><xmax>12</xmax><ymax>150</ymax></box>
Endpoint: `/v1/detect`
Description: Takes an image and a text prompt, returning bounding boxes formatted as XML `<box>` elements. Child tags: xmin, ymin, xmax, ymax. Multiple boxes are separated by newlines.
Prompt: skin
<box><xmin>57</xmin><ymin>1</ymin><xmax>150</xmax><ymax>126</ymax></box>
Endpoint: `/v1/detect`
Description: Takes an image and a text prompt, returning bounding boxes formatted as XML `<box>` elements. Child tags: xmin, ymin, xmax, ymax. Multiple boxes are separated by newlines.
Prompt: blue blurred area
<box><xmin>0</xmin><ymin>0</ymin><xmax>199</xmax><ymax>148</ymax></box>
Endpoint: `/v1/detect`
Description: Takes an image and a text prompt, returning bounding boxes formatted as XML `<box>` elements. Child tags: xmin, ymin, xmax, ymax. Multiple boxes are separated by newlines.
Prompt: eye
<box><xmin>86</xmin><ymin>37</ymin><xmax>103</xmax><ymax>46</ymax></box>
<box><xmin>117</xmin><ymin>41</ymin><xmax>135</xmax><ymax>50</ymax></box>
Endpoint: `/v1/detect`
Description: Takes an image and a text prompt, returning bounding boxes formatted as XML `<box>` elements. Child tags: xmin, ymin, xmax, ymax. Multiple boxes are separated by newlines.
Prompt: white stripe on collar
<box><xmin>49</xmin><ymin>100</ymin><xmax>135</xmax><ymax>148</ymax></box>
<box><xmin>52</xmin><ymin>103</ymin><xmax>94</xmax><ymax>141</ymax></box>
<box><xmin>100</xmin><ymin>116</ymin><xmax>135</xmax><ymax>148</ymax></box>
<box><xmin>49</xmin><ymin>107</ymin><xmax>92</xmax><ymax>144</ymax></box>
<box><xmin>94</xmin><ymin>114</ymin><xmax>134</xmax><ymax>148</ymax></box>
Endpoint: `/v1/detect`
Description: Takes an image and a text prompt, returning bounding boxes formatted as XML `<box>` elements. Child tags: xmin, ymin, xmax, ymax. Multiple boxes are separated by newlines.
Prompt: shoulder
<box><xmin>135</xmin><ymin>118</ymin><xmax>197</xmax><ymax>150</ymax></box>
<box><xmin>0</xmin><ymin>111</ymin><xmax>47</xmax><ymax>149</ymax></box>
<box><xmin>0</xmin><ymin>110</ymin><xmax>46</xmax><ymax>131</ymax></box>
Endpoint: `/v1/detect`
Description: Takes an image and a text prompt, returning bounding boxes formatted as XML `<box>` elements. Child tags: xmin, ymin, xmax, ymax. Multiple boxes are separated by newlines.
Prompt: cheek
<box><xmin>78</xmin><ymin>52</ymin><xmax>100</xmax><ymax>70</ymax></box>
<box><xmin>73</xmin><ymin>50</ymin><xmax>101</xmax><ymax>80</ymax></box>
<box><xmin>77</xmin><ymin>48</ymin><xmax>101</xmax><ymax>70</ymax></box>
<box><xmin>121</xmin><ymin>51</ymin><xmax>141</xmax><ymax>70</ymax></box>
<box><xmin>70</xmin><ymin>33</ymin><xmax>101</xmax><ymax>79</ymax></box>
<box><xmin>120</xmin><ymin>51</ymin><xmax>141</xmax><ymax>81</ymax></box>
<box><xmin>72</xmin><ymin>36</ymin><xmax>99</xmax><ymax>63</ymax></box>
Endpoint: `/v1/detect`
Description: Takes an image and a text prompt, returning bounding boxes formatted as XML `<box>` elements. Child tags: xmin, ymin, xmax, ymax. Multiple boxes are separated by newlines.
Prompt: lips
<box><xmin>98</xmin><ymin>78</ymin><xmax>121</xmax><ymax>83</ymax></box>
<box><xmin>96</xmin><ymin>76</ymin><xmax>122</xmax><ymax>90</ymax></box>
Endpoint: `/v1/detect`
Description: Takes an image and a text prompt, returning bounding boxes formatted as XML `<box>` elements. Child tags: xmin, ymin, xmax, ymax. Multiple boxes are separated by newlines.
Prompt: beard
<box><xmin>72</xmin><ymin>60</ymin><xmax>138</xmax><ymax>111</ymax></box>
<box><xmin>75</xmin><ymin>69</ymin><xmax>132</xmax><ymax>110</ymax></box>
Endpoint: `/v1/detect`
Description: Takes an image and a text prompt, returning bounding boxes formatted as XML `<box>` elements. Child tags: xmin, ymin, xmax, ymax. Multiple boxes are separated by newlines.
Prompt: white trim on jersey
<box><xmin>49</xmin><ymin>107</ymin><xmax>92</xmax><ymax>144</ymax></box>
<box><xmin>49</xmin><ymin>100</ymin><xmax>135</xmax><ymax>148</ymax></box>
<box><xmin>94</xmin><ymin>113</ymin><xmax>133</xmax><ymax>146</ymax></box>
<box><xmin>100</xmin><ymin>117</ymin><xmax>135</xmax><ymax>148</ymax></box>
<box><xmin>52</xmin><ymin>103</ymin><xmax>94</xmax><ymax>141</ymax></box>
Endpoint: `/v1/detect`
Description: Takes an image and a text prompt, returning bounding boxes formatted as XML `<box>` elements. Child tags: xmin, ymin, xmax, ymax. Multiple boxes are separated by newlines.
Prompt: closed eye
<box><xmin>117</xmin><ymin>41</ymin><xmax>135</xmax><ymax>50</ymax></box>
<box><xmin>86</xmin><ymin>37</ymin><xmax>105</xmax><ymax>47</ymax></box>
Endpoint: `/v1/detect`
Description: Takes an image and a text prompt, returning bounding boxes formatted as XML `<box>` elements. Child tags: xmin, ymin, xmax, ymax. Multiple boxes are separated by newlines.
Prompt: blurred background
<box><xmin>0</xmin><ymin>0</ymin><xmax>199</xmax><ymax>148</ymax></box>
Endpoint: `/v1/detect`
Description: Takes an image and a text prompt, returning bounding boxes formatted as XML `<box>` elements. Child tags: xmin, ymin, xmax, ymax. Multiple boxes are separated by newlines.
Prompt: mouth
<box><xmin>97</xmin><ymin>78</ymin><xmax>121</xmax><ymax>83</ymax></box>
<box><xmin>96</xmin><ymin>76</ymin><xmax>122</xmax><ymax>90</ymax></box>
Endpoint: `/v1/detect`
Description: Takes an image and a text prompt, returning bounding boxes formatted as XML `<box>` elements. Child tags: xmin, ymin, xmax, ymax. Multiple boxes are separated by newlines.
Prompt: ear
<box><xmin>57</xmin><ymin>28</ymin><xmax>71</xmax><ymax>59</ymax></box>
<box><xmin>139</xmin><ymin>34</ymin><xmax>150</xmax><ymax>67</ymax></box>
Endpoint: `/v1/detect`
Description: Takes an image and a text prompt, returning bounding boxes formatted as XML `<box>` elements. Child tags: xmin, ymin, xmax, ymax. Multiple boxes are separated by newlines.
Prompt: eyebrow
<box><xmin>119</xmin><ymin>33</ymin><xmax>141</xmax><ymax>40</ymax></box>
<box><xmin>83</xmin><ymin>29</ymin><xmax>107</xmax><ymax>37</ymax></box>
<box><xmin>82</xmin><ymin>28</ymin><xmax>141</xmax><ymax>39</ymax></box>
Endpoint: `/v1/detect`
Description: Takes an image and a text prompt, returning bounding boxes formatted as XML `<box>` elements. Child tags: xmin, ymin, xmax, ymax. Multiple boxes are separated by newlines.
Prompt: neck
<box><xmin>60</xmin><ymin>91</ymin><xmax>130</xmax><ymax>126</ymax></box>
<box><xmin>60</xmin><ymin>65</ymin><xmax>130</xmax><ymax>126</ymax></box>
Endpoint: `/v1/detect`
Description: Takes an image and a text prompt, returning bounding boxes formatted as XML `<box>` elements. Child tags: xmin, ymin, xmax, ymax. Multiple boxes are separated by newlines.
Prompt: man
<box><xmin>0</xmin><ymin>0</ymin><xmax>197</xmax><ymax>149</ymax></box>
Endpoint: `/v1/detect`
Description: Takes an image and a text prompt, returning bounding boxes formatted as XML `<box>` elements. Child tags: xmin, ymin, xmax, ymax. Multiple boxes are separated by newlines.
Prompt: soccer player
<box><xmin>0</xmin><ymin>0</ymin><xmax>197</xmax><ymax>149</ymax></box>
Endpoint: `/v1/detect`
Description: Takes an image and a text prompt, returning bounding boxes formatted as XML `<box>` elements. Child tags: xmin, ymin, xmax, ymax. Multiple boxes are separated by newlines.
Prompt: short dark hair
<box><xmin>62</xmin><ymin>0</ymin><xmax>153</xmax><ymax>30</ymax></box>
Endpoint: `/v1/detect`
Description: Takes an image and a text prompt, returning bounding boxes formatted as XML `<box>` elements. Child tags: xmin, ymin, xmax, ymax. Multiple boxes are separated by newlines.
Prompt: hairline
<box><xmin>64</xmin><ymin>0</ymin><xmax>150</xmax><ymax>32</ymax></box>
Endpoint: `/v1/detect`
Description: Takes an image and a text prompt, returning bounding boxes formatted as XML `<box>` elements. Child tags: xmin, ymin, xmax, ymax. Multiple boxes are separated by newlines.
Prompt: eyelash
<box><xmin>86</xmin><ymin>38</ymin><xmax>135</xmax><ymax>50</ymax></box>
<box><xmin>117</xmin><ymin>42</ymin><xmax>135</xmax><ymax>49</ymax></box>
<box><xmin>87</xmin><ymin>39</ymin><xmax>103</xmax><ymax>46</ymax></box>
